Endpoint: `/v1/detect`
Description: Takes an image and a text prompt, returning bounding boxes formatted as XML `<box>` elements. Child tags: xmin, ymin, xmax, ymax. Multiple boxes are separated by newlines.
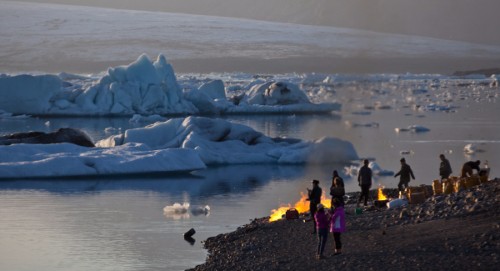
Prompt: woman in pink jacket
<box><xmin>330</xmin><ymin>198</ymin><xmax>346</xmax><ymax>255</ymax></box>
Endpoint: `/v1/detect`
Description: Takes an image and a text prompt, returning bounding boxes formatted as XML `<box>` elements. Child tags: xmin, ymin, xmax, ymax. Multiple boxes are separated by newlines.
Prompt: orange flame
<box><xmin>378</xmin><ymin>186</ymin><xmax>388</xmax><ymax>200</ymax></box>
<box><xmin>269</xmin><ymin>192</ymin><xmax>331</xmax><ymax>222</ymax></box>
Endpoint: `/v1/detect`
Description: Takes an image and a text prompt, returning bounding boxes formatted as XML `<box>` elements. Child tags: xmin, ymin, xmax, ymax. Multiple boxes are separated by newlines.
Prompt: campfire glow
<box><xmin>269</xmin><ymin>192</ymin><xmax>331</xmax><ymax>222</ymax></box>
<box><xmin>378</xmin><ymin>186</ymin><xmax>388</xmax><ymax>200</ymax></box>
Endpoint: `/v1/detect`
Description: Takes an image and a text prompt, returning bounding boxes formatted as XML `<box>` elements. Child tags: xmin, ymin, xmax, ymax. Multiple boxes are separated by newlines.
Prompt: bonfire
<box><xmin>269</xmin><ymin>192</ymin><xmax>332</xmax><ymax>222</ymax></box>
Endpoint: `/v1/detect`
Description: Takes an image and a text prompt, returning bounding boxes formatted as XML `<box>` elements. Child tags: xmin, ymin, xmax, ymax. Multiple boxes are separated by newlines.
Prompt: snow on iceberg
<box><xmin>0</xmin><ymin>54</ymin><xmax>340</xmax><ymax>116</ymax></box>
<box><xmin>97</xmin><ymin>116</ymin><xmax>358</xmax><ymax>165</ymax></box>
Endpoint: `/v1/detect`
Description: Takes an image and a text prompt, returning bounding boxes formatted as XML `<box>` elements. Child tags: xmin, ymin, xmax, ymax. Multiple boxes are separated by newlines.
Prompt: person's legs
<box><xmin>310</xmin><ymin>205</ymin><xmax>317</xmax><ymax>233</ymax></box>
<box><xmin>362</xmin><ymin>185</ymin><xmax>369</xmax><ymax>206</ymax></box>
<box><xmin>333</xmin><ymin>232</ymin><xmax>342</xmax><ymax>254</ymax></box>
<box><xmin>398</xmin><ymin>180</ymin><xmax>404</xmax><ymax>192</ymax></box>
<box><xmin>318</xmin><ymin>228</ymin><xmax>328</xmax><ymax>258</ymax></box>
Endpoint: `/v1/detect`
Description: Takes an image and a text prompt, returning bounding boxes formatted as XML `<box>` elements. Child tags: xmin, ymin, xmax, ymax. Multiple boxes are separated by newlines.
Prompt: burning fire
<box><xmin>378</xmin><ymin>186</ymin><xmax>388</xmax><ymax>200</ymax></box>
<box><xmin>269</xmin><ymin>192</ymin><xmax>331</xmax><ymax>222</ymax></box>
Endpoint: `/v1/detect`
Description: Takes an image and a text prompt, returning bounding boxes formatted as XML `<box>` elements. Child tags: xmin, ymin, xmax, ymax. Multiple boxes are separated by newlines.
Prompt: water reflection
<box><xmin>221</xmin><ymin>114</ymin><xmax>341</xmax><ymax>138</ymax></box>
<box><xmin>0</xmin><ymin>164</ymin><xmax>306</xmax><ymax>197</ymax></box>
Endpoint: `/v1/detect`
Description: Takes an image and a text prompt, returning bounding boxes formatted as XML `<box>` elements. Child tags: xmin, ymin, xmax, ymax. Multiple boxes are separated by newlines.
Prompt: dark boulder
<box><xmin>0</xmin><ymin>128</ymin><xmax>94</xmax><ymax>147</ymax></box>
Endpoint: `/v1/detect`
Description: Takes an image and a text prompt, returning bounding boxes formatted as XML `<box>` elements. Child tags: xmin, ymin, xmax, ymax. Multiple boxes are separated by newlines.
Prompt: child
<box><xmin>330</xmin><ymin>198</ymin><xmax>346</xmax><ymax>255</ymax></box>
<box><xmin>314</xmin><ymin>203</ymin><xmax>329</xmax><ymax>259</ymax></box>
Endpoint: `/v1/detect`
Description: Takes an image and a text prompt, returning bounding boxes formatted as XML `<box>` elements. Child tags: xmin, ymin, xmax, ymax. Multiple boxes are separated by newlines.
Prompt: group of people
<box><xmin>307</xmin><ymin>171</ymin><xmax>346</xmax><ymax>260</ymax></box>
<box><xmin>356</xmin><ymin>157</ymin><xmax>416</xmax><ymax>206</ymax></box>
<box><xmin>306</xmin><ymin>154</ymin><xmax>487</xmax><ymax>259</ymax></box>
<box><xmin>439</xmin><ymin>154</ymin><xmax>486</xmax><ymax>180</ymax></box>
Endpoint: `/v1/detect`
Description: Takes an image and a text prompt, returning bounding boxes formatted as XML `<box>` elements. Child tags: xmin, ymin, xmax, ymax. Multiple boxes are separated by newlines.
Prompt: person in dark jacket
<box><xmin>357</xmin><ymin>159</ymin><xmax>372</xmax><ymax>207</ymax></box>
<box><xmin>308</xmin><ymin>180</ymin><xmax>322</xmax><ymax>234</ymax></box>
<box><xmin>439</xmin><ymin>154</ymin><xmax>452</xmax><ymax>180</ymax></box>
<box><xmin>461</xmin><ymin>160</ymin><xmax>481</xmax><ymax>178</ymax></box>
<box><xmin>330</xmin><ymin>170</ymin><xmax>345</xmax><ymax>210</ymax></box>
<box><xmin>394</xmin><ymin>158</ymin><xmax>415</xmax><ymax>192</ymax></box>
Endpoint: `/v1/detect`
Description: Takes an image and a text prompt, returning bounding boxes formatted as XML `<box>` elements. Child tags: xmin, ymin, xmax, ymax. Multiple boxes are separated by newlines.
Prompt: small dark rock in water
<box><xmin>184</xmin><ymin>228</ymin><xmax>196</xmax><ymax>238</ymax></box>
<box><xmin>0</xmin><ymin>128</ymin><xmax>94</xmax><ymax>147</ymax></box>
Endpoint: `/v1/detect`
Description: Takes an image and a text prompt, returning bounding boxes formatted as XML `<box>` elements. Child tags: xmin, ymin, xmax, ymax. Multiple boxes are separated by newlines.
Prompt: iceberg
<box><xmin>0</xmin><ymin>143</ymin><xmax>206</xmax><ymax>178</ymax></box>
<box><xmin>97</xmin><ymin>116</ymin><xmax>359</xmax><ymax>165</ymax></box>
<box><xmin>0</xmin><ymin>54</ymin><xmax>340</xmax><ymax>116</ymax></box>
<box><xmin>0</xmin><ymin>117</ymin><xmax>358</xmax><ymax>178</ymax></box>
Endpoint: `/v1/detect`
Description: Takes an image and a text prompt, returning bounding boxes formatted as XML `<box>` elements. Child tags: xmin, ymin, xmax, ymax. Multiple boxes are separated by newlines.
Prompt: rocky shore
<box><xmin>188</xmin><ymin>179</ymin><xmax>499</xmax><ymax>271</ymax></box>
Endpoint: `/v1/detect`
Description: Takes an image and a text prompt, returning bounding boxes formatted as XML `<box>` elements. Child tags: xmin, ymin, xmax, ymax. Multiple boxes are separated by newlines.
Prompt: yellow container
<box><xmin>466</xmin><ymin>176</ymin><xmax>480</xmax><ymax>188</ymax></box>
<box><xmin>442</xmin><ymin>180</ymin><xmax>454</xmax><ymax>194</ymax></box>
<box><xmin>480</xmin><ymin>175</ymin><xmax>488</xmax><ymax>183</ymax></box>
<box><xmin>454</xmin><ymin>178</ymin><xmax>465</xmax><ymax>193</ymax></box>
<box><xmin>432</xmin><ymin>179</ymin><xmax>442</xmax><ymax>195</ymax></box>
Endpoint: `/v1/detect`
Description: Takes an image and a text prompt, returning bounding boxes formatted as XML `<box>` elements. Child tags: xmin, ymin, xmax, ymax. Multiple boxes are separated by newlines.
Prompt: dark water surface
<box><xmin>1</xmin><ymin>103</ymin><xmax>499</xmax><ymax>270</ymax></box>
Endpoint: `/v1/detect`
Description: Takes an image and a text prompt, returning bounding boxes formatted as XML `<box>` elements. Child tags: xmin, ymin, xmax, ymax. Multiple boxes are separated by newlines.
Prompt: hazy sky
<box><xmin>10</xmin><ymin>0</ymin><xmax>500</xmax><ymax>46</ymax></box>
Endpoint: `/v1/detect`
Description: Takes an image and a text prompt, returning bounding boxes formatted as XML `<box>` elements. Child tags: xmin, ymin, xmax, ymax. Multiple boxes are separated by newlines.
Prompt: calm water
<box><xmin>1</xmin><ymin>99</ymin><xmax>499</xmax><ymax>270</ymax></box>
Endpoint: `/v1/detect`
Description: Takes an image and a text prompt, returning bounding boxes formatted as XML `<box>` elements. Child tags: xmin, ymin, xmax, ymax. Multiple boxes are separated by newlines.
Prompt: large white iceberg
<box><xmin>97</xmin><ymin>116</ymin><xmax>359</xmax><ymax>165</ymax></box>
<box><xmin>0</xmin><ymin>54</ymin><xmax>340</xmax><ymax>116</ymax></box>
<box><xmin>0</xmin><ymin>117</ymin><xmax>358</xmax><ymax>178</ymax></box>
<box><xmin>0</xmin><ymin>143</ymin><xmax>206</xmax><ymax>178</ymax></box>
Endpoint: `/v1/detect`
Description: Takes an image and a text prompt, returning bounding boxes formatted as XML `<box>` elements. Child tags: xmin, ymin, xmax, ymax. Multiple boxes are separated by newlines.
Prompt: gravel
<box><xmin>188</xmin><ymin>179</ymin><xmax>499</xmax><ymax>271</ymax></box>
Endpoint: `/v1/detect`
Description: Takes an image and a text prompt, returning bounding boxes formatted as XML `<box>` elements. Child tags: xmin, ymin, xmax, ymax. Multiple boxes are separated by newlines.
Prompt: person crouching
<box><xmin>314</xmin><ymin>203</ymin><xmax>329</xmax><ymax>259</ymax></box>
<box><xmin>330</xmin><ymin>198</ymin><xmax>346</xmax><ymax>256</ymax></box>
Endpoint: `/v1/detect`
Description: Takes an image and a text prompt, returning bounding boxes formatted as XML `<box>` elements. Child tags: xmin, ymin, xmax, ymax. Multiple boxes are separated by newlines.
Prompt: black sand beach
<box><xmin>189</xmin><ymin>179</ymin><xmax>499</xmax><ymax>271</ymax></box>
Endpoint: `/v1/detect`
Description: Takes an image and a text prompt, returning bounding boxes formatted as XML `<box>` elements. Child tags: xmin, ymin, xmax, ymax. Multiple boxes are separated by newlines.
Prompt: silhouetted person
<box><xmin>439</xmin><ymin>154</ymin><xmax>452</xmax><ymax>180</ymax></box>
<box><xmin>461</xmin><ymin>160</ymin><xmax>481</xmax><ymax>178</ymax></box>
<box><xmin>394</xmin><ymin>158</ymin><xmax>415</xmax><ymax>192</ymax></box>
<box><xmin>357</xmin><ymin>159</ymin><xmax>372</xmax><ymax>207</ymax></box>
<box><xmin>330</xmin><ymin>170</ymin><xmax>345</xmax><ymax>209</ymax></box>
<box><xmin>308</xmin><ymin>179</ymin><xmax>322</xmax><ymax>234</ymax></box>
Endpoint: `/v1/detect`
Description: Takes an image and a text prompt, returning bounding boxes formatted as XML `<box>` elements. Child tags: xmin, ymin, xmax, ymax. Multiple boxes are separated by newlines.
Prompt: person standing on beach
<box><xmin>461</xmin><ymin>160</ymin><xmax>481</xmax><ymax>178</ymax></box>
<box><xmin>394</xmin><ymin>158</ymin><xmax>415</xmax><ymax>192</ymax></box>
<box><xmin>439</xmin><ymin>154</ymin><xmax>452</xmax><ymax>180</ymax></box>
<box><xmin>357</xmin><ymin>159</ymin><xmax>372</xmax><ymax>207</ymax></box>
<box><xmin>308</xmin><ymin>180</ymin><xmax>322</xmax><ymax>234</ymax></box>
<box><xmin>330</xmin><ymin>170</ymin><xmax>345</xmax><ymax>209</ymax></box>
<box><xmin>330</xmin><ymin>198</ymin><xmax>346</xmax><ymax>256</ymax></box>
<box><xmin>314</xmin><ymin>204</ymin><xmax>329</xmax><ymax>260</ymax></box>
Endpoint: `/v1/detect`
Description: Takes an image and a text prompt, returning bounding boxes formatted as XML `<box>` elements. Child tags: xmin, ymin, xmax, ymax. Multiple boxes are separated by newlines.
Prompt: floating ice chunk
<box><xmin>244</xmin><ymin>81</ymin><xmax>309</xmax><ymax>105</ymax></box>
<box><xmin>414</xmin><ymin>103</ymin><xmax>456</xmax><ymax>112</ymax></box>
<box><xmin>395</xmin><ymin>128</ymin><xmax>410</xmax><ymax>133</ymax></box>
<box><xmin>464</xmin><ymin>143</ymin><xmax>476</xmax><ymax>154</ymax></box>
<box><xmin>345</xmin><ymin>121</ymin><xmax>379</xmax><ymax>128</ymax></box>
<box><xmin>408</xmin><ymin>125</ymin><xmax>430</xmax><ymax>132</ymax></box>
<box><xmin>163</xmin><ymin>202</ymin><xmax>190</xmax><ymax>214</ymax></box>
<box><xmin>395</xmin><ymin>125</ymin><xmax>430</xmax><ymax>133</ymax></box>
<box><xmin>374</xmin><ymin>102</ymin><xmax>392</xmax><ymax>110</ymax></box>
